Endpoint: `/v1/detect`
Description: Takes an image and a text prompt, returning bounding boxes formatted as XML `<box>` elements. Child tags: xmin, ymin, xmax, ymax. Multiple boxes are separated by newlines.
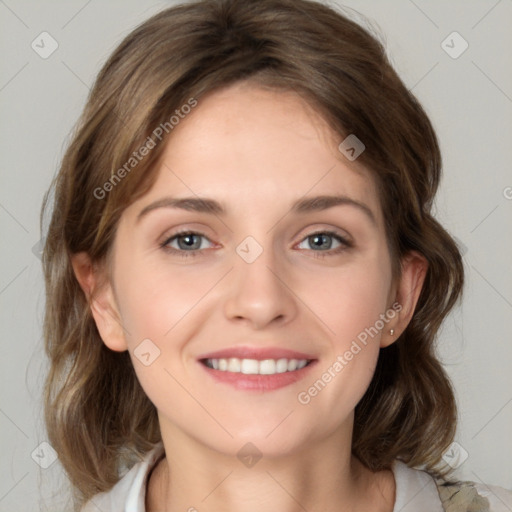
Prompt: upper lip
<box><xmin>198</xmin><ymin>346</ymin><xmax>316</xmax><ymax>361</ymax></box>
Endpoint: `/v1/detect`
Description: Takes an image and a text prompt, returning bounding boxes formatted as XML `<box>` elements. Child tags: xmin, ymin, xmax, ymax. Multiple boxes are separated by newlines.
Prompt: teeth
<box><xmin>204</xmin><ymin>357</ymin><xmax>310</xmax><ymax>375</ymax></box>
<box><xmin>259</xmin><ymin>359</ymin><xmax>276</xmax><ymax>375</ymax></box>
<box><xmin>287</xmin><ymin>359</ymin><xmax>298</xmax><ymax>371</ymax></box>
<box><xmin>228</xmin><ymin>358</ymin><xmax>241</xmax><ymax>372</ymax></box>
<box><xmin>241</xmin><ymin>359</ymin><xmax>259</xmax><ymax>374</ymax></box>
<box><xmin>297</xmin><ymin>359</ymin><xmax>308</xmax><ymax>369</ymax></box>
<box><xmin>276</xmin><ymin>358</ymin><xmax>288</xmax><ymax>373</ymax></box>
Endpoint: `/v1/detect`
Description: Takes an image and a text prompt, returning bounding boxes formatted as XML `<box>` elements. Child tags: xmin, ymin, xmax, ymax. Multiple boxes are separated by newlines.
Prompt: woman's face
<box><xmin>100</xmin><ymin>82</ymin><xmax>402</xmax><ymax>457</ymax></box>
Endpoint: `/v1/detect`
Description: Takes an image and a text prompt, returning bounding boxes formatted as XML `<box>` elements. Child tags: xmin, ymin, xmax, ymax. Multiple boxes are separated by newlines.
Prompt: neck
<box><xmin>146</xmin><ymin>419</ymin><xmax>395</xmax><ymax>512</ymax></box>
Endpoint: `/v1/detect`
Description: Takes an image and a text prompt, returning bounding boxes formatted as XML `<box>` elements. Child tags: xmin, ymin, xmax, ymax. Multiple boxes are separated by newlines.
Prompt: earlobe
<box><xmin>380</xmin><ymin>251</ymin><xmax>428</xmax><ymax>348</ymax></box>
<box><xmin>71</xmin><ymin>252</ymin><xmax>128</xmax><ymax>352</ymax></box>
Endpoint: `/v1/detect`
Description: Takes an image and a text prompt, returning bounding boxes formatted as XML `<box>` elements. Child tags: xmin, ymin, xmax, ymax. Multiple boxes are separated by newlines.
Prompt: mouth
<box><xmin>197</xmin><ymin>347</ymin><xmax>317</xmax><ymax>391</ymax></box>
<box><xmin>201</xmin><ymin>357</ymin><xmax>313</xmax><ymax>375</ymax></box>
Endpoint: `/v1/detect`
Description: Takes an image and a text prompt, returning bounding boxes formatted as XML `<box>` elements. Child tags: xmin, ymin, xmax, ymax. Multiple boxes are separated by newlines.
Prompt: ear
<box><xmin>380</xmin><ymin>250</ymin><xmax>428</xmax><ymax>348</ymax></box>
<box><xmin>71</xmin><ymin>252</ymin><xmax>128</xmax><ymax>352</ymax></box>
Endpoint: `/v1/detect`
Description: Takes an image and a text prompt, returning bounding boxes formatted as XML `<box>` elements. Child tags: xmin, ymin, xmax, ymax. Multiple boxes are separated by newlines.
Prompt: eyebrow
<box><xmin>136</xmin><ymin>194</ymin><xmax>377</xmax><ymax>226</ymax></box>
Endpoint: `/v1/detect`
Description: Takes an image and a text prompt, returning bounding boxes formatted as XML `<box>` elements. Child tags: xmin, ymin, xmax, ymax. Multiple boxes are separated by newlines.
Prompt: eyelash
<box><xmin>160</xmin><ymin>229</ymin><xmax>353</xmax><ymax>259</ymax></box>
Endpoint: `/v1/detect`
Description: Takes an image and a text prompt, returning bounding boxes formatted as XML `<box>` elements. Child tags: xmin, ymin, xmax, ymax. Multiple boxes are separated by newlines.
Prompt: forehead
<box><xmin>126</xmin><ymin>82</ymin><xmax>383</xmax><ymax>226</ymax></box>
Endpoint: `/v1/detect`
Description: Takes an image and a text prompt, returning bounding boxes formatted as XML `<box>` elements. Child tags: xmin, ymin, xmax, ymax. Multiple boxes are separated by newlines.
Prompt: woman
<box><xmin>40</xmin><ymin>0</ymin><xmax>512</xmax><ymax>510</ymax></box>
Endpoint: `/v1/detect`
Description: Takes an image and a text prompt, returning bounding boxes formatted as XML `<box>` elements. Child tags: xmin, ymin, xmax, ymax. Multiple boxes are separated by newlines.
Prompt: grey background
<box><xmin>1</xmin><ymin>0</ymin><xmax>511</xmax><ymax>510</ymax></box>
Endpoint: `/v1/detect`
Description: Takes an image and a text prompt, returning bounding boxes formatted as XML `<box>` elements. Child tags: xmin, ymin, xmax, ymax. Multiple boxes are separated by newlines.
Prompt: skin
<box><xmin>72</xmin><ymin>81</ymin><xmax>428</xmax><ymax>512</ymax></box>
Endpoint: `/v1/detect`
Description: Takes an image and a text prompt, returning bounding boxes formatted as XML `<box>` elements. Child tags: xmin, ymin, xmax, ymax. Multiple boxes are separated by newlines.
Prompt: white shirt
<box><xmin>82</xmin><ymin>443</ymin><xmax>512</xmax><ymax>512</ymax></box>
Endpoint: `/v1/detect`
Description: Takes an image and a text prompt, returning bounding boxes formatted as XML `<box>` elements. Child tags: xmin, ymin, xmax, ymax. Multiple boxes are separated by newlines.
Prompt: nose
<box><xmin>223</xmin><ymin>242</ymin><xmax>298</xmax><ymax>330</ymax></box>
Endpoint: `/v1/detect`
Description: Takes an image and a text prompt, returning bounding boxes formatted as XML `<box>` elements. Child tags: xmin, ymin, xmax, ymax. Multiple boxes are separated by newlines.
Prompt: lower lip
<box><xmin>199</xmin><ymin>360</ymin><xmax>317</xmax><ymax>391</ymax></box>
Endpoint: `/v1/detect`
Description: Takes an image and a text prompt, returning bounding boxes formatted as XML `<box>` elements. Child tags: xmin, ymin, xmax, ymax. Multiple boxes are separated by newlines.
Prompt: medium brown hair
<box><xmin>41</xmin><ymin>0</ymin><xmax>464</xmax><ymax>506</ymax></box>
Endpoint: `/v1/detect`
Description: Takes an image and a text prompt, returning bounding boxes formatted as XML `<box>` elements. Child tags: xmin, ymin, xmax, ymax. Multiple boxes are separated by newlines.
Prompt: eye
<box><xmin>160</xmin><ymin>229</ymin><xmax>352</xmax><ymax>259</ymax></box>
<box><xmin>160</xmin><ymin>231</ymin><xmax>214</xmax><ymax>258</ymax></box>
<box><xmin>296</xmin><ymin>230</ymin><xmax>352</xmax><ymax>258</ymax></box>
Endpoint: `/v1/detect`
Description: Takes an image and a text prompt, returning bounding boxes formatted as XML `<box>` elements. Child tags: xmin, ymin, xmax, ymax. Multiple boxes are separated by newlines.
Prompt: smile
<box><xmin>202</xmin><ymin>357</ymin><xmax>311</xmax><ymax>375</ymax></box>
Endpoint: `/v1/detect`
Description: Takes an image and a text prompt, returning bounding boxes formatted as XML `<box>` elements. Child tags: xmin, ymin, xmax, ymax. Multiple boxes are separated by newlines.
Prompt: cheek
<box><xmin>114</xmin><ymin>256</ymin><xmax>218</xmax><ymax>346</ymax></box>
<box><xmin>295</xmin><ymin>254</ymin><xmax>392</xmax><ymax>414</ymax></box>
<box><xmin>308</xmin><ymin>255</ymin><xmax>392</xmax><ymax>347</ymax></box>
<box><xmin>112</xmin><ymin>260</ymin><xmax>214</xmax><ymax>407</ymax></box>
